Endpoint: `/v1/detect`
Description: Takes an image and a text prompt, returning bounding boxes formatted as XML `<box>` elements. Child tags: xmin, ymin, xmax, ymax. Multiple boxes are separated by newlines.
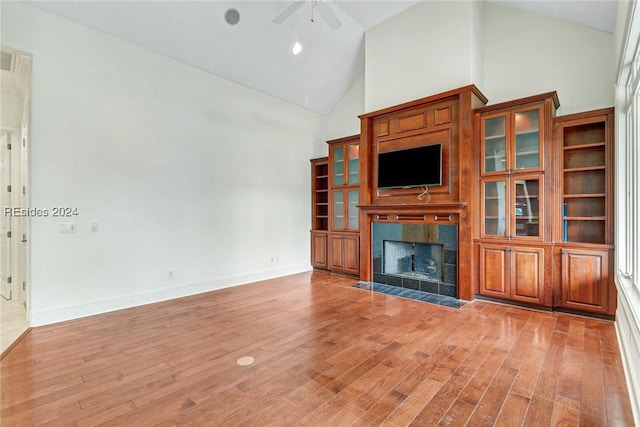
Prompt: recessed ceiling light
<box><xmin>225</xmin><ymin>8</ymin><xmax>240</xmax><ymax>25</ymax></box>
<box><xmin>292</xmin><ymin>42</ymin><xmax>303</xmax><ymax>55</ymax></box>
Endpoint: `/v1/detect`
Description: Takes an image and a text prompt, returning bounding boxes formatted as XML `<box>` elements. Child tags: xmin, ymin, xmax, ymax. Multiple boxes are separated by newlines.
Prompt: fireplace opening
<box><xmin>383</xmin><ymin>240</ymin><xmax>444</xmax><ymax>282</ymax></box>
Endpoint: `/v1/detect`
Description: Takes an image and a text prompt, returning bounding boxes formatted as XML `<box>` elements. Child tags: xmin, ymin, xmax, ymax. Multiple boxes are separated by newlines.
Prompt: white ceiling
<box><xmin>25</xmin><ymin>0</ymin><xmax>617</xmax><ymax>114</ymax></box>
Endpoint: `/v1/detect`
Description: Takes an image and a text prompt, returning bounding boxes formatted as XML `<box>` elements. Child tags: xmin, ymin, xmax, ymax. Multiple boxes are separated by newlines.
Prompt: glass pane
<box><xmin>333</xmin><ymin>191</ymin><xmax>344</xmax><ymax>229</ymax></box>
<box><xmin>484</xmin><ymin>180</ymin><xmax>507</xmax><ymax>236</ymax></box>
<box><xmin>515</xmin><ymin>110</ymin><xmax>540</xmax><ymax>170</ymax></box>
<box><xmin>484</xmin><ymin>117</ymin><xmax>506</xmax><ymax>173</ymax></box>
<box><xmin>514</xmin><ymin>178</ymin><xmax>540</xmax><ymax>237</ymax></box>
<box><xmin>333</xmin><ymin>146</ymin><xmax>344</xmax><ymax>185</ymax></box>
<box><xmin>347</xmin><ymin>144</ymin><xmax>359</xmax><ymax>184</ymax></box>
<box><xmin>347</xmin><ymin>190</ymin><xmax>359</xmax><ymax>230</ymax></box>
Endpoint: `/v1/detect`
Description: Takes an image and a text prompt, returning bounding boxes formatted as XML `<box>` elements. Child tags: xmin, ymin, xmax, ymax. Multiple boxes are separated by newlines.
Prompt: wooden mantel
<box><xmin>358</xmin><ymin>85</ymin><xmax>488</xmax><ymax>301</ymax></box>
<box><xmin>358</xmin><ymin>203</ymin><xmax>468</xmax><ymax>214</ymax></box>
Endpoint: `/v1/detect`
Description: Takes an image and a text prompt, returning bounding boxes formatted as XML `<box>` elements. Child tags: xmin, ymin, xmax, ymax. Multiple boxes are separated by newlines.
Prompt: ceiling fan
<box><xmin>272</xmin><ymin>0</ymin><xmax>342</xmax><ymax>30</ymax></box>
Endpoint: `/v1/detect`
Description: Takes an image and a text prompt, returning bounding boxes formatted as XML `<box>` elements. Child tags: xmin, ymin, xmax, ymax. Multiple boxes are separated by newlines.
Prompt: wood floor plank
<box><xmin>493</xmin><ymin>392</ymin><xmax>530</xmax><ymax>427</ymax></box>
<box><xmin>437</xmin><ymin>398</ymin><xmax>476</xmax><ymax>426</ymax></box>
<box><xmin>409</xmin><ymin>364</ymin><xmax>477</xmax><ymax>426</ymax></box>
<box><xmin>466</xmin><ymin>366</ymin><xmax>518</xmax><ymax>426</ymax></box>
<box><xmin>0</xmin><ymin>271</ymin><xmax>634</xmax><ymax>426</ymax></box>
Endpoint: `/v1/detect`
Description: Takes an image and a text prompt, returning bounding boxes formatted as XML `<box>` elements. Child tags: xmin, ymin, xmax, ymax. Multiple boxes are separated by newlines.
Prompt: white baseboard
<box><xmin>615</xmin><ymin>275</ymin><xmax>640</xmax><ymax>427</ymax></box>
<box><xmin>29</xmin><ymin>265</ymin><xmax>312</xmax><ymax>327</ymax></box>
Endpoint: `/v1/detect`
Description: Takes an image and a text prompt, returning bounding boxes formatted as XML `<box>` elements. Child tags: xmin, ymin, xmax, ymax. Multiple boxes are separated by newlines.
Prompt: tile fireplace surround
<box><xmin>371</xmin><ymin>222</ymin><xmax>458</xmax><ymax>298</ymax></box>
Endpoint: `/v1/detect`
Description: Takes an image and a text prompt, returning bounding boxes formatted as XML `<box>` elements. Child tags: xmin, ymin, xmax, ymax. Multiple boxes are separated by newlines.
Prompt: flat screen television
<box><xmin>377</xmin><ymin>144</ymin><xmax>442</xmax><ymax>189</ymax></box>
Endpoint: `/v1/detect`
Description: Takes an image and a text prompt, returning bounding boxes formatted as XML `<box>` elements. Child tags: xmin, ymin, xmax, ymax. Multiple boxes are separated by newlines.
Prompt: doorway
<box><xmin>1</xmin><ymin>46</ymin><xmax>31</xmax><ymax>355</ymax></box>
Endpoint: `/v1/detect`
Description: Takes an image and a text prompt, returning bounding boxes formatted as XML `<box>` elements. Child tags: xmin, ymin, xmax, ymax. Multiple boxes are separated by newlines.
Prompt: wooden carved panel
<box><xmin>435</xmin><ymin>106</ymin><xmax>452</xmax><ymax>125</ymax></box>
<box><xmin>395</xmin><ymin>112</ymin><xmax>427</xmax><ymax>133</ymax></box>
<box><xmin>377</xmin><ymin>120</ymin><xmax>389</xmax><ymax>137</ymax></box>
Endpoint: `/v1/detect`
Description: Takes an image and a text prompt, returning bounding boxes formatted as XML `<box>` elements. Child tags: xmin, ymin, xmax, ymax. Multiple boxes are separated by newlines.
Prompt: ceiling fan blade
<box><xmin>315</xmin><ymin>1</ymin><xmax>341</xmax><ymax>29</ymax></box>
<box><xmin>272</xmin><ymin>0</ymin><xmax>305</xmax><ymax>24</ymax></box>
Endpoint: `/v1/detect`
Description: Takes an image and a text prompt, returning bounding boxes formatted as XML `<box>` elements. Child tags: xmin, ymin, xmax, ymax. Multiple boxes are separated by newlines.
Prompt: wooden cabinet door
<box><xmin>343</xmin><ymin>235</ymin><xmax>359</xmax><ymax>275</ymax></box>
<box><xmin>311</xmin><ymin>232</ymin><xmax>328</xmax><ymax>269</ymax></box>
<box><xmin>479</xmin><ymin>244</ymin><xmax>509</xmax><ymax>299</ymax></box>
<box><xmin>480</xmin><ymin>244</ymin><xmax>546</xmax><ymax>305</ymax></box>
<box><xmin>561</xmin><ymin>248</ymin><xmax>609</xmax><ymax>313</ymax></box>
<box><xmin>329</xmin><ymin>235</ymin><xmax>344</xmax><ymax>271</ymax></box>
<box><xmin>510</xmin><ymin>246</ymin><xmax>545</xmax><ymax>304</ymax></box>
<box><xmin>329</xmin><ymin>234</ymin><xmax>359</xmax><ymax>275</ymax></box>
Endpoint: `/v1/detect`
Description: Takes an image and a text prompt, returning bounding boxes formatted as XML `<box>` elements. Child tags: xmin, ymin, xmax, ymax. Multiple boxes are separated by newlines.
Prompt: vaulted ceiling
<box><xmin>24</xmin><ymin>1</ymin><xmax>617</xmax><ymax>114</ymax></box>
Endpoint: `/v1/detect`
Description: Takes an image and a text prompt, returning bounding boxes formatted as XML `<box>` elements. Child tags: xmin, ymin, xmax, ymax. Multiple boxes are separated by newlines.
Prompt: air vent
<box><xmin>0</xmin><ymin>51</ymin><xmax>13</xmax><ymax>71</ymax></box>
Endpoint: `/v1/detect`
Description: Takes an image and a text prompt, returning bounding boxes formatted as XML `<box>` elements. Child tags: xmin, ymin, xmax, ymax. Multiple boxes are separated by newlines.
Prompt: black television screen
<box><xmin>377</xmin><ymin>144</ymin><xmax>442</xmax><ymax>189</ymax></box>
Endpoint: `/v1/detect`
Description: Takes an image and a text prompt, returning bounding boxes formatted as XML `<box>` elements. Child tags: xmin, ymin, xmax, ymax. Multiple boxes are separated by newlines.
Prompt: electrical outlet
<box><xmin>58</xmin><ymin>222</ymin><xmax>76</xmax><ymax>233</ymax></box>
<box><xmin>168</xmin><ymin>270</ymin><xmax>173</xmax><ymax>279</ymax></box>
<box><xmin>90</xmin><ymin>221</ymin><xmax>99</xmax><ymax>232</ymax></box>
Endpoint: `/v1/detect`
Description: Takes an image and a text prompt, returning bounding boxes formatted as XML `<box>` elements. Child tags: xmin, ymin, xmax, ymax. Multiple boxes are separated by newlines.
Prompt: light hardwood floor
<box><xmin>1</xmin><ymin>297</ymin><xmax>28</xmax><ymax>355</ymax></box>
<box><xmin>0</xmin><ymin>271</ymin><xmax>634</xmax><ymax>426</ymax></box>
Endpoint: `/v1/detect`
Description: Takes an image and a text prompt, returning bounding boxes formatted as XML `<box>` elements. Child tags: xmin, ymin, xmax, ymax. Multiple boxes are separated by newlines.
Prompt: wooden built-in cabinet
<box><xmin>553</xmin><ymin>108</ymin><xmax>615</xmax><ymax>315</ymax></box>
<box><xmin>310</xmin><ymin>136</ymin><xmax>360</xmax><ymax>276</ymax></box>
<box><xmin>358</xmin><ymin>85</ymin><xmax>488</xmax><ymax>301</ymax></box>
<box><xmin>475</xmin><ymin>93</ymin><xmax>558</xmax><ymax>308</ymax></box>
<box><xmin>479</xmin><ymin>243</ymin><xmax>549</xmax><ymax>306</ymax></box>
<box><xmin>309</xmin><ymin>87</ymin><xmax>615</xmax><ymax>318</ymax></box>
<box><xmin>328</xmin><ymin>135</ymin><xmax>360</xmax><ymax>275</ymax></box>
<box><xmin>476</xmin><ymin>97</ymin><xmax>615</xmax><ymax>316</ymax></box>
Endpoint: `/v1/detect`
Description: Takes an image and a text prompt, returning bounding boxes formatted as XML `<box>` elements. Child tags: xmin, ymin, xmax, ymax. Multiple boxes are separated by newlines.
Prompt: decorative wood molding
<box><xmin>475</xmin><ymin>91</ymin><xmax>560</xmax><ymax>114</ymax></box>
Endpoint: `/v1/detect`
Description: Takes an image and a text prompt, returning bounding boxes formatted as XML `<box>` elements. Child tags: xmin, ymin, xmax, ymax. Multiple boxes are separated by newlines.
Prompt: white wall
<box><xmin>1</xmin><ymin>2</ymin><xmax>327</xmax><ymax>326</ymax></box>
<box><xmin>364</xmin><ymin>1</ymin><xmax>614</xmax><ymax>116</ymax></box>
<box><xmin>326</xmin><ymin>72</ymin><xmax>364</xmax><ymax>142</ymax></box>
<box><xmin>364</xmin><ymin>1</ymin><xmax>478</xmax><ymax>112</ymax></box>
<box><xmin>481</xmin><ymin>3</ymin><xmax>615</xmax><ymax>114</ymax></box>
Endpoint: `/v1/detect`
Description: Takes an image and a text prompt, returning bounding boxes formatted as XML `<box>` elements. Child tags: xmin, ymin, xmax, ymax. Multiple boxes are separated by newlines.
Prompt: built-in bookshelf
<box><xmin>561</xmin><ymin>120</ymin><xmax>608</xmax><ymax>244</ymax></box>
<box><xmin>554</xmin><ymin>108</ymin><xmax>615</xmax><ymax>315</ymax></box>
<box><xmin>311</xmin><ymin>158</ymin><xmax>329</xmax><ymax>231</ymax></box>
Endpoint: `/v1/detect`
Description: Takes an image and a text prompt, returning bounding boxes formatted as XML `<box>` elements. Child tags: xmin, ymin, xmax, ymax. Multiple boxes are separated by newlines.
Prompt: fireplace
<box><xmin>372</xmin><ymin>223</ymin><xmax>458</xmax><ymax>298</ymax></box>
<box><xmin>383</xmin><ymin>241</ymin><xmax>443</xmax><ymax>281</ymax></box>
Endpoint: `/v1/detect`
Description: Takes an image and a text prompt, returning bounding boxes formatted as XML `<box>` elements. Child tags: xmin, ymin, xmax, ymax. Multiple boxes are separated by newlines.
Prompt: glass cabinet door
<box><xmin>483</xmin><ymin>180</ymin><xmax>507</xmax><ymax>237</ymax></box>
<box><xmin>332</xmin><ymin>190</ymin><xmax>344</xmax><ymax>229</ymax></box>
<box><xmin>483</xmin><ymin>116</ymin><xmax>507</xmax><ymax>174</ymax></box>
<box><xmin>347</xmin><ymin>190</ymin><xmax>359</xmax><ymax>230</ymax></box>
<box><xmin>333</xmin><ymin>146</ymin><xmax>344</xmax><ymax>186</ymax></box>
<box><xmin>347</xmin><ymin>143</ymin><xmax>359</xmax><ymax>184</ymax></box>
<box><xmin>513</xmin><ymin>177</ymin><xmax>541</xmax><ymax>237</ymax></box>
<box><xmin>514</xmin><ymin>109</ymin><xmax>541</xmax><ymax>171</ymax></box>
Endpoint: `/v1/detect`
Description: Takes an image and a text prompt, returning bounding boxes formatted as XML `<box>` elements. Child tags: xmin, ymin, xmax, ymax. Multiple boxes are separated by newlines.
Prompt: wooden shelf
<box><xmin>564</xmin><ymin>216</ymin><xmax>606</xmax><ymax>221</ymax></box>
<box><xmin>564</xmin><ymin>166</ymin><xmax>605</xmax><ymax>173</ymax></box>
<box><xmin>563</xmin><ymin>141</ymin><xmax>605</xmax><ymax>151</ymax></box>
<box><xmin>563</xmin><ymin>193</ymin><xmax>606</xmax><ymax>199</ymax></box>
